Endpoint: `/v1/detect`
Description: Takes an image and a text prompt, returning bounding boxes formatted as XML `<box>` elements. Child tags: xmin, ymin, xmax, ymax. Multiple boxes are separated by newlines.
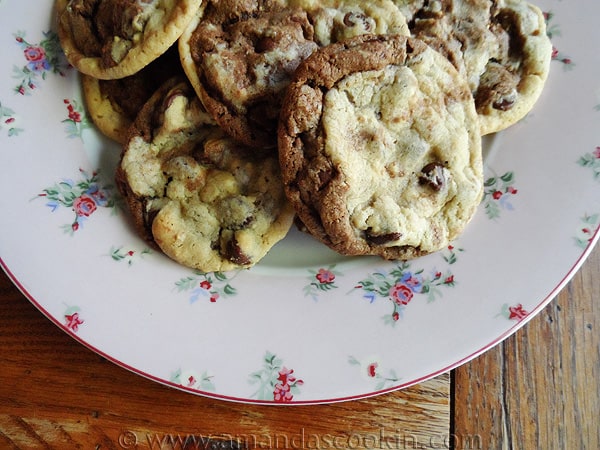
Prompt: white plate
<box><xmin>1</xmin><ymin>0</ymin><xmax>599</xmax><ymax>405</ymax></box>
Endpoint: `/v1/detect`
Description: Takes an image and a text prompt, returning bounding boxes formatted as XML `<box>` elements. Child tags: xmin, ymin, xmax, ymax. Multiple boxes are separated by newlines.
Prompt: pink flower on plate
<box><xmin>65</xmin><ymin>312</ymin><xmax>84</xmax><ymax>332</ymax></box>
<box><xmin>367</xmin><ymin>362</ymin><xmax>378</xmax><ymax>378</ymax></box>
<box><xmin>273</xmin><ymin>382</ymin><xmax>293</xmax><ymax>402</ymax></box>
<box><xmin>251</xmin><ymin>352</ymin><xmax>304</xmax><ymax>402</ymax></box>
<box><xmin>277</xmin><ymin>367</ymin><xmax>296</xmax><ymax>385</ymax></box>
<box><xmin>73</xmin><ymin>194</ymin><xmax>97</xmax><ymax>217</ymax></box>
<box><xmin>390</xmin><ymin>283</ymin><xmax>413</xmax><ymax>306</ymax></box>
<box><xmin>273</xmin><ymin>367</ymin><xmax>303</xmax><ymax>402</ymax></box>
<box><xmin>23</xmin><ymin>46</ymin><xmax>50</xmax><ymax>72</ymax></box>
<box><xmin>186</xmin><ymin>375</ymin><xmax>197</xmax><ymax>387</ymax></box>
<box><xmin>14</xmin><ymin>31</ymin><xmax>68</xmax><ymax>95</ymax></box>
<box><xmin>316</xmin><ymin>268</ymin><xmax>335</xmax><ymax>284</ymax></box>
<box><xmin>593</xmin><ymin>147</ymin><xmax>600</xmax><ymax>159</ymax></box>
<box><xmin>68</xmin><ymin>110</ymin><xmax>81</xmax><ymax>123</ymax></box>
<box><xmin>24</xmin><ymin>45</ymin><xmax>45</xmax><ymax>62</ymax></box>
<box><xmin>508</xmin><ymin>304</ymin><xmax>528</xmax><ymax>321</ymax></box>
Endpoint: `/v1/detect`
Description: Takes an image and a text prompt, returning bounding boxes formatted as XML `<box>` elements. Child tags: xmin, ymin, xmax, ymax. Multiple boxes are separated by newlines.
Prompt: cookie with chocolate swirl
<box><xmin>56</xmin><ymin>0</ymin><xmax>202</xmax><ymax>79</ymax></box>
<box><xmin>178</xmin><ymin>0</ymin><xmax>408</xmax><ymax>148</ymax></box>
<box><xmin>81</xmin><ymin>45</ymin><xmax>183</xmax><ymax>144</ymax></box>
<box><xmin>395</xmin><ymin>0</ymin><xmax>552</xmax><ymax>135</ymax></box>
<box><xmin>278</xmin><ymin>34</ymin><xmax>483</xmax><ymax>260</ymax></box>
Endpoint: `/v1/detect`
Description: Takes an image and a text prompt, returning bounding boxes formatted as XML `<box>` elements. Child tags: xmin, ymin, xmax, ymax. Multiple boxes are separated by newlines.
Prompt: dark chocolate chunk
<box><xmin>366</xmin><ymin>230</ymin><xmax>402</xmax><ymax>245</ymax></box>
<box><xmin>225</xmin><ymin>236</ymin><xmax>252</xmax><ymax>266</ymax></box>
<box><xmin>419</xmin><ymin>162</ymin><xmax>447</xmax><ymax>191</ymax></box>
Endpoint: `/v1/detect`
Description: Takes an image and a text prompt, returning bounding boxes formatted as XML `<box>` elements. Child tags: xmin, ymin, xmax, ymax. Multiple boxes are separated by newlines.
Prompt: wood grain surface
<box><xmin>453</xmin><ymin>243</ymin><xmax>599</xmax><ymax>450</ymax></box>
<box><xmin>0</xmin><ymin>243</ymin><xmax>598</xmax><ymax>450</ymax></box>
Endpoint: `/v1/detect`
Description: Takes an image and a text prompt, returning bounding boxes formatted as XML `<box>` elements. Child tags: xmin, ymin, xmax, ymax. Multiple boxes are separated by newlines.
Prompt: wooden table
<box><xmin>1</xmin><ymin>243</ymin><xmax>598</xmax><ymax>449</ymax></box>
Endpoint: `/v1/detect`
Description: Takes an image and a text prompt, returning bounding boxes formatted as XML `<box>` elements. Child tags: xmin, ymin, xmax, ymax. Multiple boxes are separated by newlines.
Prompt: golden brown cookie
<box><xmin>395</xmin><ymin>0</ymin><xmax>552</xmax><ymax>134</ymax></box>
<box><xmin>116</xmin><ymin>77</ymin><xmax>295</xmax><ymax>271</ymax></box>
<box><xmin>179</xmin><ymin>0</ymin><xmax>318</xmax><ymax>149</ymax></box>
<box><xmin>178</xmin><ymin>0</ymin><xmax>408</xmax><ymax>148</ymax></box>
<box><xmin>82</xmin><ymin>46</ymin><xmax>183</xmax><ymax>144</ymax></box>
<box><xmin>293</xmin><ymin>0</ymin><xmax>409</xmax><ymax>46</ymax></box>
<box><xmin>278</xmin><ymin>34</ymin><xmax>483</xmax><ymax>260</ymax></box>
<box><xmin>56</xmin><ymin>0</ymin><xmax>202</xmax><ymax>79</ymax></box>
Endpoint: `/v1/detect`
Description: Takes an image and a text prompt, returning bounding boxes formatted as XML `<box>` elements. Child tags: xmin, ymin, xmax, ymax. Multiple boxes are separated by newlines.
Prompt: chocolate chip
<box><xmin>493</xmin><ymin>96</ymin><xmax>515</xmax><ymax>111</ymax></box>
<box><xmin>343</xmin><ymin>12</ymin><xmax>372</xmax><ymax>32</ymax></box>
<box><xmin>366</xmin><ymin>230</ymin><xmax>402</xmax><ymax>245</ymax></box>
<box><xmin>475</xmin><ymin>62</ymin><xmax>519</xmax><ymax>113</ymax></box>
<box><xmin>225</xmin><ymin>236</ymin><xmax>252</xmax><ymax>266</ymax></box>
<box><xmin>419</xmin><ymin>162</ymin><xmax>447</xmax><ymax>191</ymax></box>
<box><xmin>343</xmin><ymin>12</ymin><xmax>355</xmax><ymax>27</ymax></box>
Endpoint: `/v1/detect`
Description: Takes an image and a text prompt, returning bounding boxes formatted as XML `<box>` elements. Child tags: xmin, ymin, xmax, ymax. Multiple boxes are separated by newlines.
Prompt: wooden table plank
<box><xmin>0</xmin><ymin>268</ymin><xmax>450</xmax><ymax>449</ymax></box>
<box><xmin>453</xmin><ymin>243</ymin><xmax>600</xmax><ymax>449</ymax></box>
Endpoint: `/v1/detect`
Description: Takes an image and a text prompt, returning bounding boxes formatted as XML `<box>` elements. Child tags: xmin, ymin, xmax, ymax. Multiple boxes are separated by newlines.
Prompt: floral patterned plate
<box><xmin>0</xmin><ymin>0</ymin><xmax>599</xmax><ymax>405</ymax></box>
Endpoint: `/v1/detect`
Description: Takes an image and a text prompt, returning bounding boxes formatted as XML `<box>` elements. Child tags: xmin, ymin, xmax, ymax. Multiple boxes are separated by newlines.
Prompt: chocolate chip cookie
<box><xmin>278</xmin><ymin>34</ymin><xmax>484</xmax><ymax>260</ymax></box>
<box><xmin>82</xmin><ymin>46</ymin><xmax>183</xmax><ymax>144</ymax></box>
<box><xmin>116</xmin><ymin>77</ymin><xmax>295</xmax><ymax>271</ymax></box>
<box><xmin>178</xmin><ymin>0</ymin><xmax>408</xmax><ymax>148</ymax></box>
<box><xmin>296</xmin><ymin>0</ymin><xmax>409</xmax><ymax>46</ymax></box>
<box><xmin>395</xmin><ymin>0</ymin><xmax>552</xmax><ymax>134</ymax></box>
<box><xmin>56</xmin><ymin>0</ymin><xmax>202</xmax><ymax>79</ymax></box>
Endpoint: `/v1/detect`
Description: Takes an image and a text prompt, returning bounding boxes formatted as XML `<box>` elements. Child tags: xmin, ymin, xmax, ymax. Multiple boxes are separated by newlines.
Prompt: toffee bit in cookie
<box><xmin>419</xmin><ymin>162</ymin><xmax>448</xmax><ymax>192</ymax></box>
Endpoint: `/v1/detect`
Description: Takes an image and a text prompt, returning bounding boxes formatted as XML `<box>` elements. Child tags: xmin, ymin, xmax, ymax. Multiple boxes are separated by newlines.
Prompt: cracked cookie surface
<box><xmin>116</xmin><ymin>77</ymin><xmax>294</xmax><ymax>271</ymax></box>
<box><xmin>278</xmin><ymin>34</ymin><xmax>483</xmax><ymax>260</ymax></box>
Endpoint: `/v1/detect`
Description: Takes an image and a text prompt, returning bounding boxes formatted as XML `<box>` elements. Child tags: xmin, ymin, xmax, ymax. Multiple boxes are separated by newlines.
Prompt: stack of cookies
<box><xmin>56</xmin><ymin>0</ymin><xmax>552</xmax><ymax>272</ymax></box>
